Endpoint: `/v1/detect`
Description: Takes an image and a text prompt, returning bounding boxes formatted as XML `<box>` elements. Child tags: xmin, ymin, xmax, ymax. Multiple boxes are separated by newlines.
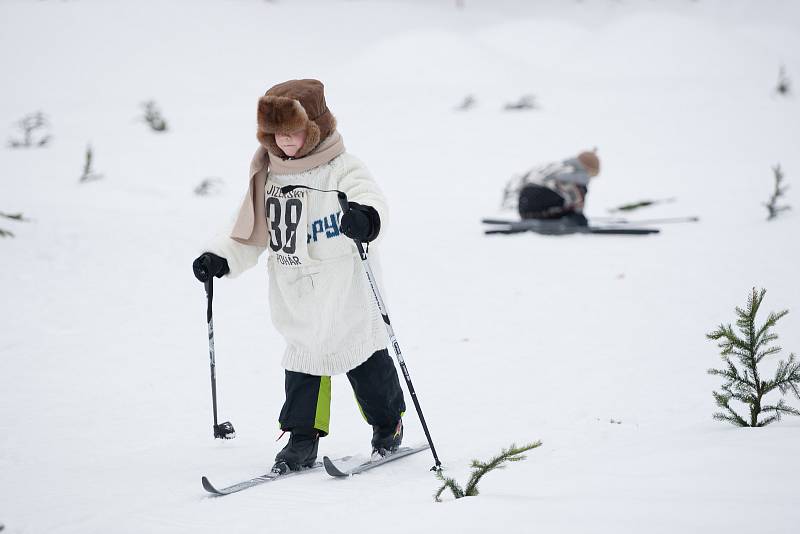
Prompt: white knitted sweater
<box><xmin>207</xmin><ymin>153</ymin><xmax>388</xmax><ymax>376</ymax></box>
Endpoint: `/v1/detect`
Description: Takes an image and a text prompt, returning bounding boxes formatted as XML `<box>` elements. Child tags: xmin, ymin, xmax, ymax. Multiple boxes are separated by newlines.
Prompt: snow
<box><xmin>1</xmin><ymin>0</ymin><xmax>799</xmax><ymax>532</ymax></box>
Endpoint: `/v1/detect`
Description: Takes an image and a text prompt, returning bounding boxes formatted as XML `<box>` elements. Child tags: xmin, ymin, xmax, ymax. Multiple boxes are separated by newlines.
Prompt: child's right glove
<box><xmin>340</xmin><ymin>202</ymin><xmax>381</xmax><ymax>243</ymax></box>
<box><xmin>192</xmin><ymin>252</ymin><xmax>230</xmax><ymax>282</ymax></box>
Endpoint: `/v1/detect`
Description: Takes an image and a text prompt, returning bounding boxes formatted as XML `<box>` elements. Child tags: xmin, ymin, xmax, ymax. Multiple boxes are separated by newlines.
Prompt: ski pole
<box><xmin>205</xmin><ymin>277</ymin><xmax>236</xmax><ymax>439</ymax></box>
<box><xmin>590</xmin><ymin>216</ymin><xmax>699</xmax><ymax>225</ymax></box>
<box><xmin>281</xmin><ymin>185</ymin><xmax>443</xmax><ymax>471</ymax></box>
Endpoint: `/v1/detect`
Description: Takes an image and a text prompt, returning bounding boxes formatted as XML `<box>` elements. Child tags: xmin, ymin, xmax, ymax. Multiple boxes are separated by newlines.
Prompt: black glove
<box><xmin>340</xmin><ymin>202</ymin><xmax>381</xmax><ymax>242</ymax></box>
<box><xmin>192</xmin><ymin>252</ymin><xmax>230</xmax><ymax>283</ymax></box>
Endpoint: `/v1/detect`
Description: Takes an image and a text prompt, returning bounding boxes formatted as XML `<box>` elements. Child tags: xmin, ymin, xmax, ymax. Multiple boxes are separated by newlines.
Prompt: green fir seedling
<box><xmin>707</xmin><ymin>288</ymin><xmax>800</xmax><ymax>427</ymax></box>
<box><xmin>434</xmin><ymin>441</ymin><xmax>541</xmax><ymax>502</ymax></box>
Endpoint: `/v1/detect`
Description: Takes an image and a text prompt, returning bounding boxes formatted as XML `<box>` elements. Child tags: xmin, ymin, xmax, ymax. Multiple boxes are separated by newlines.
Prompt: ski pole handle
<box><xmin>337</xmin><ymin>192</ymin><xmax>350</xmax><ymax>216</ymax></box>
<box><xmin>337</xmin><ymin>192</ymin><xmax>370</xmax><ymax>260</ymax></box>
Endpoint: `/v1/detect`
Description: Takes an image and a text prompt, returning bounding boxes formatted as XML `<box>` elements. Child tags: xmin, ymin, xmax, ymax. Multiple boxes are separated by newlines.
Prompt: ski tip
<box><xmin>201</xmin><ymin>476</ymin><xmax>223</xmax><ymax>495</ymax></box>
<box><xmin>323</xmin><ymin>455</ymin><xmax>349</xmax><ymax>477</ymax></box>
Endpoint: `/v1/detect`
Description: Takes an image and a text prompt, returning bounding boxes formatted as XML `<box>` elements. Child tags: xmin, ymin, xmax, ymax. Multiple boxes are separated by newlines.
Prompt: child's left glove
<box><xmin>340</xmin><ymin>202</ymin><xmax>381</xmax><ymax>243</ymax></box>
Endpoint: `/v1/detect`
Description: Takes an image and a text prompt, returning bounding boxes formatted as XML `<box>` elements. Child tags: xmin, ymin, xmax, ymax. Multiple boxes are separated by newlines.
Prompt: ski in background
<box><xmin>589</xmin><ymin>216</ymin><xmax>699</xmax><ymax>225</ymax></box>
<box><xmin>481</xmin><ymin>218</ymin><xmax>659</xmax><ymax>236</ymax></box>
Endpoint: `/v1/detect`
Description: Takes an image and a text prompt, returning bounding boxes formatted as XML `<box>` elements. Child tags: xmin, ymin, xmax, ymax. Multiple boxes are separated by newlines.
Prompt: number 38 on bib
<box><xmin>266</xmin><ymin>191</ymin><xmax>308</xmax><ymax>267</ymax></box>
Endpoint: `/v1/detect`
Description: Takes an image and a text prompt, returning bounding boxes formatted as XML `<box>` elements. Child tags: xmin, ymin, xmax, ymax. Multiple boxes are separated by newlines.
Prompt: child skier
<box><xmin>192</xmin><ymin>79</ymin><xmax>406</xmax><ymax>474</ymax></box>
<box><xmin>501</xmin><ymin>151</ymin><xmax>600</xmax><ymax>226</ymax></box>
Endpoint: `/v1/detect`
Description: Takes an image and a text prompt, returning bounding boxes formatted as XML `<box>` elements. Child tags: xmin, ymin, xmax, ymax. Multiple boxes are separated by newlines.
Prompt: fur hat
<box><xmin>257</xmin><ymin>79</ymin><xmax>337</xmax><ymax>158</ymax></box>
<box><xmin>577</xmin><ymin>151</ymin><xmax>600</xmax><ymax>177</ymax></box>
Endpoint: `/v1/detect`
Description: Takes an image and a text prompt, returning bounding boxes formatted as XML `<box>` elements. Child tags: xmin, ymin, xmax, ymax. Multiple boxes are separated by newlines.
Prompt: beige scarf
<box><xmin>230</xmin><ymin>132</ymin><xmax>346</xmax><ymax>246</ymax></box>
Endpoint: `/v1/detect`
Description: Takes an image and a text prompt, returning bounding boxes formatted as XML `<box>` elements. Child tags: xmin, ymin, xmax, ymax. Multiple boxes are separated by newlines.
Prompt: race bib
<box><xmin>266</xmin><ymin>185</ymin><xmax>309</xmax><ymax>267</ymax></box>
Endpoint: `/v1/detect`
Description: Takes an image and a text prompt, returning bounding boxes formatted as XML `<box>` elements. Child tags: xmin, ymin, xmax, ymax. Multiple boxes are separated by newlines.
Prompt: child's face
<box><xmin>275</xmin><ymin>129</ymin><xmax>307</xmax><ymax>157</ymax></box>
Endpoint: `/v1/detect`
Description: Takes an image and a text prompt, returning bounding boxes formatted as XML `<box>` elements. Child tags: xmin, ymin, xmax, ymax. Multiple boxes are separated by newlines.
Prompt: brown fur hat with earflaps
<box><xmin>256</xmin><ymin>79</ymin><xmax>337</xmax><ymax>159</ymax></box>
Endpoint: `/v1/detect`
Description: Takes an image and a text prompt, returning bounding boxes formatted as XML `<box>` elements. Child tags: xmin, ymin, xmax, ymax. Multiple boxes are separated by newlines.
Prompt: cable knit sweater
<box><xmin>207</xmin><ymin>152</ymin><xmax>388</xmax><ymax>376</ymax></box>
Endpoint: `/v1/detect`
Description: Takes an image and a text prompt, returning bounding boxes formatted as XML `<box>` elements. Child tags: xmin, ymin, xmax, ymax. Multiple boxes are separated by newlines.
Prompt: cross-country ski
<box><xmin>323</xmin><ymin>444</ymin><xmax>431</xmax><ymax>478</ymax></box>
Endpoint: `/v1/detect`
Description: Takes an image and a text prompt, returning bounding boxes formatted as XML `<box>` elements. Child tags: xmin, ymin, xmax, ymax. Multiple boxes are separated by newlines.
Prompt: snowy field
<box><xmin>1</xmin><ymin>0</ymin><xmax>799</xmax><ymax>532</ymax></box>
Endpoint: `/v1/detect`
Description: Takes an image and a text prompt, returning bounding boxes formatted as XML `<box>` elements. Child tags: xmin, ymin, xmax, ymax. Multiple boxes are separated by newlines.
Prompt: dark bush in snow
<box><xmin>7</xmin><ymin>111</ymin><xmax>51</xmax><ymax>148</ymax></box>
<box><xmin>194</xmin><ymin>178</ymin><xmax>223</xmax><ymax>196</ymax></box>
<box><xmin>142</xmin><ymin>100</ymin><xmax>168</xmax><ymax>132</ymax></box>
<box><xmin>764</xmin><ymin>165</ymin><xmax>790</xmax><ymax>220</ymax></box>
<box><xmin>79</xmin><ymin>145</ymin><xmax>102</xmax><ymax>183</ymax></box>
<box><xmin>504</xmin><ymin>94</ymin><xmax>538</xmax><ymax>111</ymax></box>
<box><xmin>776</xmin><ymin>65</ymin><xmax>791</xmax><ymax>95</ymax></box>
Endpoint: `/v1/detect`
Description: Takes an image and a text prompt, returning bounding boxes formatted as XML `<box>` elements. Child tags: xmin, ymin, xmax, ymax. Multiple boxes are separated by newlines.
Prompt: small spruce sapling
<box><xmin>434</xmin><ymin>442</ymin><xmax>541</xmax><ymax>501</ymax></box>
<box><xmin>764</xmin><ymin>165</ymin><xmax>790</xmax><ymax>220</ymax></box>
<box><xmin>707</xmin><ymin>288</ymin><xmax>800</xmax><ymax>427</ymax></box>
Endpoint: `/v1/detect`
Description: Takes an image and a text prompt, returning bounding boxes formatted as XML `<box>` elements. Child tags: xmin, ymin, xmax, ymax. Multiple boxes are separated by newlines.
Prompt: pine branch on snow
<box><xmin>0</xmin><ymin>212</ymin><xmax>28</xmax><ymax>221</ymax></box>
<box><xmin>434</xmin><ymin>441</ymin><xmax>542</xmax><ymax>501</ymax></box>
<box><xmin>0</xmin><ymin>211</ymin><xmax>29</xmax><ymax>238</ymax></box>
<box><xmin>707</xmin><ymin>288</ymin><xmax>800</xmax><ymax>427</ymax></box>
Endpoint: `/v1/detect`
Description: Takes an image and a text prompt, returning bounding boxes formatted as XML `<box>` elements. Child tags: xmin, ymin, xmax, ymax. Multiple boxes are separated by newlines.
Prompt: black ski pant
<box><xmin>518</xmin><ymin>184</ymin><xmax>588</xmax><ymax>226</ymax></box>
<box><xmin>278</xmin><ymin>348</ymin><xmax>406</xmax><ymax>437</ymax></box>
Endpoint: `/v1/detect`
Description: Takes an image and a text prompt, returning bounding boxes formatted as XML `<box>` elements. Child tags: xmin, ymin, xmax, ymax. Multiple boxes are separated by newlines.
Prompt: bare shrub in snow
<box><xmin>776</xmin><ymin>65</ymin><xmax>791</xmax><ymax>96</ymax></box>
<box><xmin>79</xmin><ymin>145</ymin><xmax>103</xmax><ymax>183</ymax></box>
<box><xmin>1</xmin><ymin>211</ymin><xmax>29</xmax><ymax>238</ymax></box>
<box><xmin>764</xmin><ymin>165</ymin><xmax>790</xmax><ymax>220</ymax></box>
<box><xmin>707</xmin><ymin>288</ymin><xmax>800</xmax><ymax>427</ymax></box>
<box><xmin>434</xmin><ymin>441</ymin><xmax>541</xmax><ymax>501</ymax></box>
<box><xmin>7</xmin><ymin>111</ymin><xmax>51</xmax><ymax>148</ymax></box>
<box><xmin>194</xmin><ymin>178</ymin><xmax>223</xmax><ymax>196</ymax></box>
<box><xmin>455</xmin><ymin>95</ymin><xmax>475</xmax><ymax>111</ymax></box>
<box><xmin>504</xmin><ymin>94</ymin><xmax>538</xmax><ymax>111</ymax></box>
<box><xmin>142</xmin><ymin>101</ymin><xmax>168</xmax><ymax>132</ymax></box>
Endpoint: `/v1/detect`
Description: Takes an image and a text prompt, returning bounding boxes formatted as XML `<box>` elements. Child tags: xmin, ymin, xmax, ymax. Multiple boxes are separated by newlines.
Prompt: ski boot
<box><xmin>272</xmin><ymin>427</ymin><xmax>319</xmax><ymax>475</ymax></box>
<box><xmin>371</xmin><ymin>419</ymin><xmax>403</xmax><ymax>457</ymax></box>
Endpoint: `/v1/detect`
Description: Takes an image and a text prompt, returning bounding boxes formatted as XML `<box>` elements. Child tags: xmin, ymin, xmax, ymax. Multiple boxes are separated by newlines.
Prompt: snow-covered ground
<box><xmin>1</xmin><ymin>0</ymin><xmax>799</xmax><ymax>532</ymax></box>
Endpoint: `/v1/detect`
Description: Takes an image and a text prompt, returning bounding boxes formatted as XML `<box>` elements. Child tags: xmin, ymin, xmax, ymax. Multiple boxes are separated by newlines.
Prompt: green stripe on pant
<box><xmin>278</xmin><ymin>349</ymin><xmax>405</xmax><ymax>437</ymax></box>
